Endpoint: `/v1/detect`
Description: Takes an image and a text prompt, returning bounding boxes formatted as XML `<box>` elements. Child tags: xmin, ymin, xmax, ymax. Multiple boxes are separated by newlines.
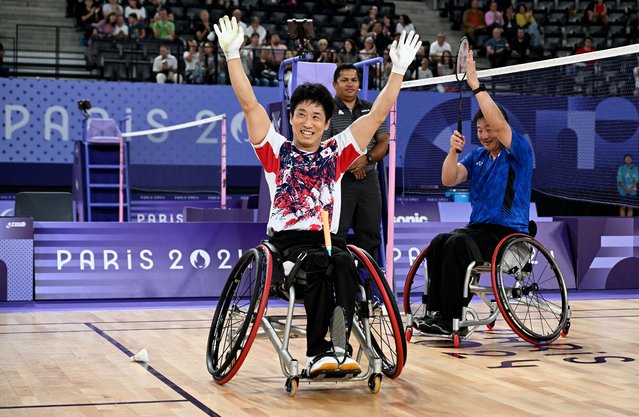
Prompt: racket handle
<box><xmin>456</xmin><ymin>118</ymin><xmax>462</xmax><ymax>153</ymax></box>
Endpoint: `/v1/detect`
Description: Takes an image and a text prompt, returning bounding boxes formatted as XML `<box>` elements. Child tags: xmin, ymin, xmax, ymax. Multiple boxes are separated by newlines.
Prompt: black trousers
<box><xmin>338</xmin><ymin>170</ymin><xmax>382</xmax><ymax>262</ymax></box>
<box><xmin>424</xmin><ymin>224</ymin><xmax>516</xmax><ymax>320</ymax></box>
<box><xmin>268</xmin><ymin>230</ymin><xmax>358</xmax><ymax>357</ymax></box>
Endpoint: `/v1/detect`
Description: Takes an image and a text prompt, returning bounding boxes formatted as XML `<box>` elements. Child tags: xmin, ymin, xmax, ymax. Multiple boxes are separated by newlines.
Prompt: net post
<box><xmin>221</xmin><ymin>114</ymin><xmax>227</xmax><ymax>210</ymax></box>
<box><xmin>385</xmin><ymin>102</ymin><xmax>397</xmax><ymax>289</ymax></box>
<box><xmin>119</xmin><ymin>133</ymin><xmax>124</xmax><ymax>223</ymax></box>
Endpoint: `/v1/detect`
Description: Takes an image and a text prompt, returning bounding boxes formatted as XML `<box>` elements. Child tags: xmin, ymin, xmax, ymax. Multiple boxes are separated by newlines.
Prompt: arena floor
<box><xmin>1</xmin><ymin>291</ymin><xmax>638</xmax><ymax>416</ymax></box>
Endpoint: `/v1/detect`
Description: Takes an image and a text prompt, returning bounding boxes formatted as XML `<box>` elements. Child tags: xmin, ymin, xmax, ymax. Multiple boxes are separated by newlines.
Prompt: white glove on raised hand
<box><xmin>213</xmin><ymin>16</ymin><xmax>244</xmax><ymax>61</ymax></box>
<box><xmin>389</xmin><ymin>30</ymin><xmax>422</xmax><ymax>75</ymax></box>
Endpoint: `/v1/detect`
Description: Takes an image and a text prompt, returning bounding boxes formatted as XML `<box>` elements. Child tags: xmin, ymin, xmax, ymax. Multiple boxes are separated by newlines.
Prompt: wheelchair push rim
<box><xmin>349</xmin><ymin>245</ymin><xmax>406</xmax><ymax>379</ymax></box>
<box><xmin>402</xmin><ymin>244</ymin><xmax>429</xmax><ymax>331</ymax></box>
<box><xmin>491</xmin><ymin>234</ymin><xmax>569</xmax><ymax>346</ymax></box>
<box><xmin>206</xmin><ymin>245</ymin><xmax>272</xmax><ymax>384</ymax></box>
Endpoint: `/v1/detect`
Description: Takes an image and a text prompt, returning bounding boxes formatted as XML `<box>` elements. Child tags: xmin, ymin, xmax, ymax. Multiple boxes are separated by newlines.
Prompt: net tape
<box><xmin>403</xmin><ymin>44</ymin><xmax>639</xmax><ymax>90</ymax></box>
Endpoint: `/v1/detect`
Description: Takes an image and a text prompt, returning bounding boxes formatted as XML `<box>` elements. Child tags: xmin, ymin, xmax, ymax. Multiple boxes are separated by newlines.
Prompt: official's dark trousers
<box><xmin>338</xmin><ymin>170</ymin><xmax>382</xmax><ymax>262</ymax></box>
<box><xmin>268</xmin><ymin>230</ymin><xmax>358</xmax><ymax>357</ymax></box>
<box><xmin>424</xmin><ymin>224</ymin><xmax>516</xmax><ymax>320</ymax></box>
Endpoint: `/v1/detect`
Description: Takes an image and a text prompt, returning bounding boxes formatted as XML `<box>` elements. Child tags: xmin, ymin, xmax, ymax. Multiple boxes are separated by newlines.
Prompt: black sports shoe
<box><xmin>414</xmin><ymin>312</ymin><xmax>441</xmax><ymax>327</ymax></box>
<box><xmin>418</xmin><ymin>317</ymin><xmax>468</xmax><ymax>336</ymax></box>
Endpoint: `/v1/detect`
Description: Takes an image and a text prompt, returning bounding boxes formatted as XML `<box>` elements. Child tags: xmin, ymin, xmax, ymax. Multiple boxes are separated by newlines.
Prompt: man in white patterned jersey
<box><xmin>214</xmin><ymin>15</ymin><xmax>420</xmax><ymax>377</ymax></box>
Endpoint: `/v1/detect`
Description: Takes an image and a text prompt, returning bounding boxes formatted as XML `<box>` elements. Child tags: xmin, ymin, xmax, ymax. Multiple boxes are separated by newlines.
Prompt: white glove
<box><xmin>213</xmin><ymin>16</ymin><xmax>244</xmax><ymax>61</ymax></box>
<box><xmin>389</xmin><ymin>30</ymin><xmax>422</xmax><ymax>75</ymax></box>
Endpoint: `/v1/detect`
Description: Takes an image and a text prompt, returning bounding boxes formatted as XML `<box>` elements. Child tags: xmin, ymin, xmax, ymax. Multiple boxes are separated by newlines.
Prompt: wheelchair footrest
<box><xmin>301</xmin><ymin>368</ymin><xmax>362</xmax><ymax>380</ymax></box>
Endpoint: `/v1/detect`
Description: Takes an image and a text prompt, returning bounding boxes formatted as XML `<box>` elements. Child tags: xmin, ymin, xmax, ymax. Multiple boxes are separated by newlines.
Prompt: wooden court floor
<box><xmin>1</xmin><ymin>296</ymin><xmax>638</xmax><ymax>417</ymax></box>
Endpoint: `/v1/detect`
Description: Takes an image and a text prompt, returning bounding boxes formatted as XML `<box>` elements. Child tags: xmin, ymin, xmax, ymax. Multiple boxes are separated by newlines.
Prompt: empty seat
<box><xmin>608</xmin><ymin>11</ymin><xmax>628</xmax><ymax>23</ymax></box>
<box><xmin>564</xmin><ymin>23</ymin><xmax>584</xmax><ymax>36</ymax></box>
<box><xmin>544</xmin><ymin>24</ymin><xmax>563</xmax><ymax>36</ymax></box>
<box><xmin>250</xmin><ymin>10</ymin><xmax>270</xmax><ymax>22</ymax></box>
<box><xmin>379</xmin><ymin>4</ymin><xmax>395</xmax><ymax>16</ymax></box>
<box><xmin>556</xmin><ymin>0</ymin><xmax>576</xmax><ymax>10</ymax></box>
<box><xmin>174</xmin><ymin>17</ymin><xmax>192</xmax><ymax>35</ymax></box>
<box><xmin>548</xmin><ymin>10</ymin><xmax>568</xmax><ymax>24</ymax></box>
<box><xmin>535</xmin><ymin>0</ymin><xmax>556</xmax><ymax>11</ymax></box>
<box><xmin>619</xmin><ymin>0</ymin><xmax>637</xmax><ymax>12</ymax></box>
<box><xmin>532</xmin><ymin>10</ymin><xmax>548</xmax><ymax>25</ymax></box>
<box><xmin>132</xmin><ymin>61</ymin><xmax>152</xmax><ymax>81</ymax></box>
<box><xmin>186</xmin><ymin>7</ymin><xmax>204</xmax><ymax>20</ymax></box>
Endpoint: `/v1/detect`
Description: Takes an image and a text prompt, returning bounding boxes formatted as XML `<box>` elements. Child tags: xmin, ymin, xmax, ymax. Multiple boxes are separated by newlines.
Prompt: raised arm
<box><xmin>349</xmin><ymin>31</ymin><xmax>421</xmax><ymax>151</ymax></box>
<box><xmin>466</xmin><ymin>50</ymin><xmax>512</xmax><ymax>149</ymax></box>
<box><xmin>214</xmin><ymin>16</ymin><xmax>270</xmax><ymax>145</ymax></box>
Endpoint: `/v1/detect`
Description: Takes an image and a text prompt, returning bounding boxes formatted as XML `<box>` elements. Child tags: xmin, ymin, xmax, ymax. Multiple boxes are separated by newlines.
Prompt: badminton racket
<box><xmin>454</xmin><ymin>37</ymin><xmax>470</xmax><ymax>153</ymax></box>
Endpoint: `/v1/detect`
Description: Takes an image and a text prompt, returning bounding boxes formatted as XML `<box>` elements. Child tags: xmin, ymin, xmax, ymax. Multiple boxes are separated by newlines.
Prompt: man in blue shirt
<box><xmin>419</xmin><ymin>50</ymin><xmax>533</xmax><ymax>335</ymax></box>
<box><xmin>485</xmin><ymin>27</ymin><xmax>510</xmax><ymax>68</ymax></box>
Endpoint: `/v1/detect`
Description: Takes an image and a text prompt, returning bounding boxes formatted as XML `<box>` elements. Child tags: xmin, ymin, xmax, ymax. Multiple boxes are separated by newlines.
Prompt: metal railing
<box><xmin>15</xmin><ymin>25</ymin><xmax>89</xmax><ymax>78</ymax></box>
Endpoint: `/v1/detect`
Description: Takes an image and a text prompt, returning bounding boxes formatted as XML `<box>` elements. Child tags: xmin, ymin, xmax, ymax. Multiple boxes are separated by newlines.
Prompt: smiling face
<box><xmin>476</xmin><ymin>118</ymin><xmax>502</xmax><ymax>157</ymax></box>
<box><xmin>290</xmin><ymin>101</ymin><xmax>330</xmax><ymax>152</ymax></box>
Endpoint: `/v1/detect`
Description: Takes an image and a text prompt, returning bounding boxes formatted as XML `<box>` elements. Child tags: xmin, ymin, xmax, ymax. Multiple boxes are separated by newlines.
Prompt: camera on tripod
<box><xmin>287</xmin><ymin>19</ymin><xmax>315</xmax><ymax>58</ymax></box>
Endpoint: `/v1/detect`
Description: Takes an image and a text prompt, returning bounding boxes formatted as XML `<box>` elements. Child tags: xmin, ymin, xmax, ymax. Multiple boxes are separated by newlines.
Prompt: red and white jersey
<box><xmin>253</xmin><ymin>124</ymin><xmax>365</xmax><ymax>236</ymax></box>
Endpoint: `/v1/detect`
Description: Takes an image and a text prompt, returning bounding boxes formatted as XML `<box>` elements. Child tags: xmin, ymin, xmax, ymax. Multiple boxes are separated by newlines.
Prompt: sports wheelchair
<box><xmin>206</xmin><ymin>242</ymin><xmax>406</xmax><ymax>396</ymax></box>
<box><xmin>403</xmin><ymin>229</ymin><xmax>572</xmax><ymax>347</ymax></box>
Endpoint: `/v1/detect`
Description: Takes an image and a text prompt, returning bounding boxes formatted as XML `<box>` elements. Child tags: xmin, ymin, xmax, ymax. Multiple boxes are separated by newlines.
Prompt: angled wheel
<box><xmin>368</xmin><ymin>374</ymin><xmax>382</xmax><ymax>394</ymax></box>
<box><xmin>285</xmin><ymin>376</ymin><xmax>299</xmax><ymax>397</ymax></box>
<box><xmin>206</xmin><ymin>245</ymin><xmax>272</xmax><ymax>384</ymax></box>
<box><xmin>349</xmin><ymin>245</ymin><xmax>406</xmax><ymax>379</ymax></box>
<box><xmin>491</xmin><ymin>235</ymin><xmax>569</xmax><ymax>346</ymax></box>
<box><xmin>561</xmin><ymin>318</ymin><xmax>571</xmax><ymax>337</ymax></box>
<box><xmin>402</xmin><ymin>245</ymin><xmax>429</xmax><ymax>333</ymax></box>
<box><xmin>452</xmin><ymin>333</ymin><xmax>460</xmax><ymax>348</ymax></box>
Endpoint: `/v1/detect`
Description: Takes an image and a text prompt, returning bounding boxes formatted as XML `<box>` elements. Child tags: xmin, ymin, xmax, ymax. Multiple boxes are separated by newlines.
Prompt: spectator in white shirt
<box><xmin>102</xmin><ymin>0</ymin><xmax>124</xmax><ymax>16</ymax></box>
<box><xmin>245</xmin><ymin>16</ymin><xmax>267</xmax><ymax>45</ymax></box>
<box><xmin>395</xmin><ymin>14</ymin><xmax>415</xmax><ymax>35</ymax></box>
<box><xmin>125</xmin><ymin>0</ymin><xmax>146</xmax><ymax>22</ymax></box>
<box><xmin>413</xmin><ymin>57</ymin><xmax>434</xmax><ymax>80</ymax></box>
<box><xmin>429</xmin><ymin>32</ymin><xmax>452</xmax><ymax>64</ymax></box>
<box><xmin>153</xmin><ymin>45</ymin><xmax>180</xmax><ymax>83</ymax></box>
<box><xmin>113</xmin><ymin>14</ymin><xmax>129</xmax><ymax>39</ymax></box>
<box><xmin>232</xmin><ymin>9</ymin><xmax>248</xmax><ymax>34</ymax></box>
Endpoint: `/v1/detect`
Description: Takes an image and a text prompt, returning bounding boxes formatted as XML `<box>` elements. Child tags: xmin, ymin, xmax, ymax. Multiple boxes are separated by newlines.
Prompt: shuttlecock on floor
<box><xmin>130</xmin><ymin>348</ymin><xmax>149</xmax><ymax>363</ymax></box>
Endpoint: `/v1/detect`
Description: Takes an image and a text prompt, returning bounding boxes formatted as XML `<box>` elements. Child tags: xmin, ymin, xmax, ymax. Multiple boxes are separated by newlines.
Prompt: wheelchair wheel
<box><xmin>402</xmin><ymin>245</ymin><xmax>429</xmax><ymax>339</ymax></box>
<box><xmin>206</xmin><ymin>245</ymin><xmax>272</xmax><ymax>384</ymax></box>
<box><xmin>491</xmin><ymin>235</ymin><xmax>569</xmax><ymax>346</ymax></box>
<box><xmin>348</xmin><ymin>245</ymin><xmax>406</xmax><ymax>379</ymax></box>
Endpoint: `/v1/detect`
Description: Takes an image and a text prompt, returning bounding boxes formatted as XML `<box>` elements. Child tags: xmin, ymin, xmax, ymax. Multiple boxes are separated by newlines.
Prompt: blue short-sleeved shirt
<box><xmin>460</xmin><ymin>129</ymin><xmax>533</xmax><ymax>233</ymax></box>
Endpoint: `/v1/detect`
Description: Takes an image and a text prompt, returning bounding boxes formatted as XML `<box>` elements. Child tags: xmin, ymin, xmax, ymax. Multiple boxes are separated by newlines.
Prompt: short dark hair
<box><xmin>333</xmin><ymin>63</ymin><xmax>360</xmax><ymax>83</ymax></box>
<box><xmin>625</xmin><ymin>153</ymin><xmax>633</xmax><ymax>159</ymax></box>
<box><xmin>473</xmin><ymin>104</ymin><xmax>509</xmax><ymax>123</ymax></box>
<box><xmin>290</xmin><ymin>83</ymin><xmax>334</xmax><ymax>121</ymax></box>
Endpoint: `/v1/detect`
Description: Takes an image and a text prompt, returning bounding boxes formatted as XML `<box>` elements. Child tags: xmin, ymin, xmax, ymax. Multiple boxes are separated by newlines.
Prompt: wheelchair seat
<box><xmin>206</xmin><ymin>242</ymin><xmax>406</xmax><ymax>396</ymax></box>
<box><xmin>403</xmin><ymin>231</ymin><xmax>571</xmax><ymax>347</ymax></box>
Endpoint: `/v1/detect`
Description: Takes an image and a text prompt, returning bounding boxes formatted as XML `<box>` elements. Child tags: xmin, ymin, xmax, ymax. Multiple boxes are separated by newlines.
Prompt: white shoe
<box><xmin>334</xmin><ymin>347</ymin><xmax>361</xmax><ymax>373</ymax></box>
<box><xmin>306</xmin><ymin>353</ymin><xmax>339</xmax><ymax>377</ymax></box>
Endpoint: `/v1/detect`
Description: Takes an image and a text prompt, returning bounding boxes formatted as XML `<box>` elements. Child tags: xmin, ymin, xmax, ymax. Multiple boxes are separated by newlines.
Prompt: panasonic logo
<box><xmin>394</xmin><ymin>213</ymin><xmax>429</xmax><ymax>223</ymax></box>
<box><xmin>6</xmin><ymin>221</ymin><xmax>27</xmax><ymax>229</ymax></box>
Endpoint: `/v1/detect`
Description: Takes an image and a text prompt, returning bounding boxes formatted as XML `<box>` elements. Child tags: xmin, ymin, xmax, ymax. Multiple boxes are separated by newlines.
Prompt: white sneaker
<box><xmin>334</xmin><ymin>347</ymin><xmax>361</xmax><ymax>373</ymax></box>
<box><xmin>306</xmin><ymin>353</ymin><xmax>339</xmax><ymax>377</ymax></box>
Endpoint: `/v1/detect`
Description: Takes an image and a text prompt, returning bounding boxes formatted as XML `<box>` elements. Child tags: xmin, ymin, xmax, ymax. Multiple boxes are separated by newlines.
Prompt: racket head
<box><xmin>455</xmin><ymin>37</ymin><xmax>470</xmax><ymax>82</ymax></box>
